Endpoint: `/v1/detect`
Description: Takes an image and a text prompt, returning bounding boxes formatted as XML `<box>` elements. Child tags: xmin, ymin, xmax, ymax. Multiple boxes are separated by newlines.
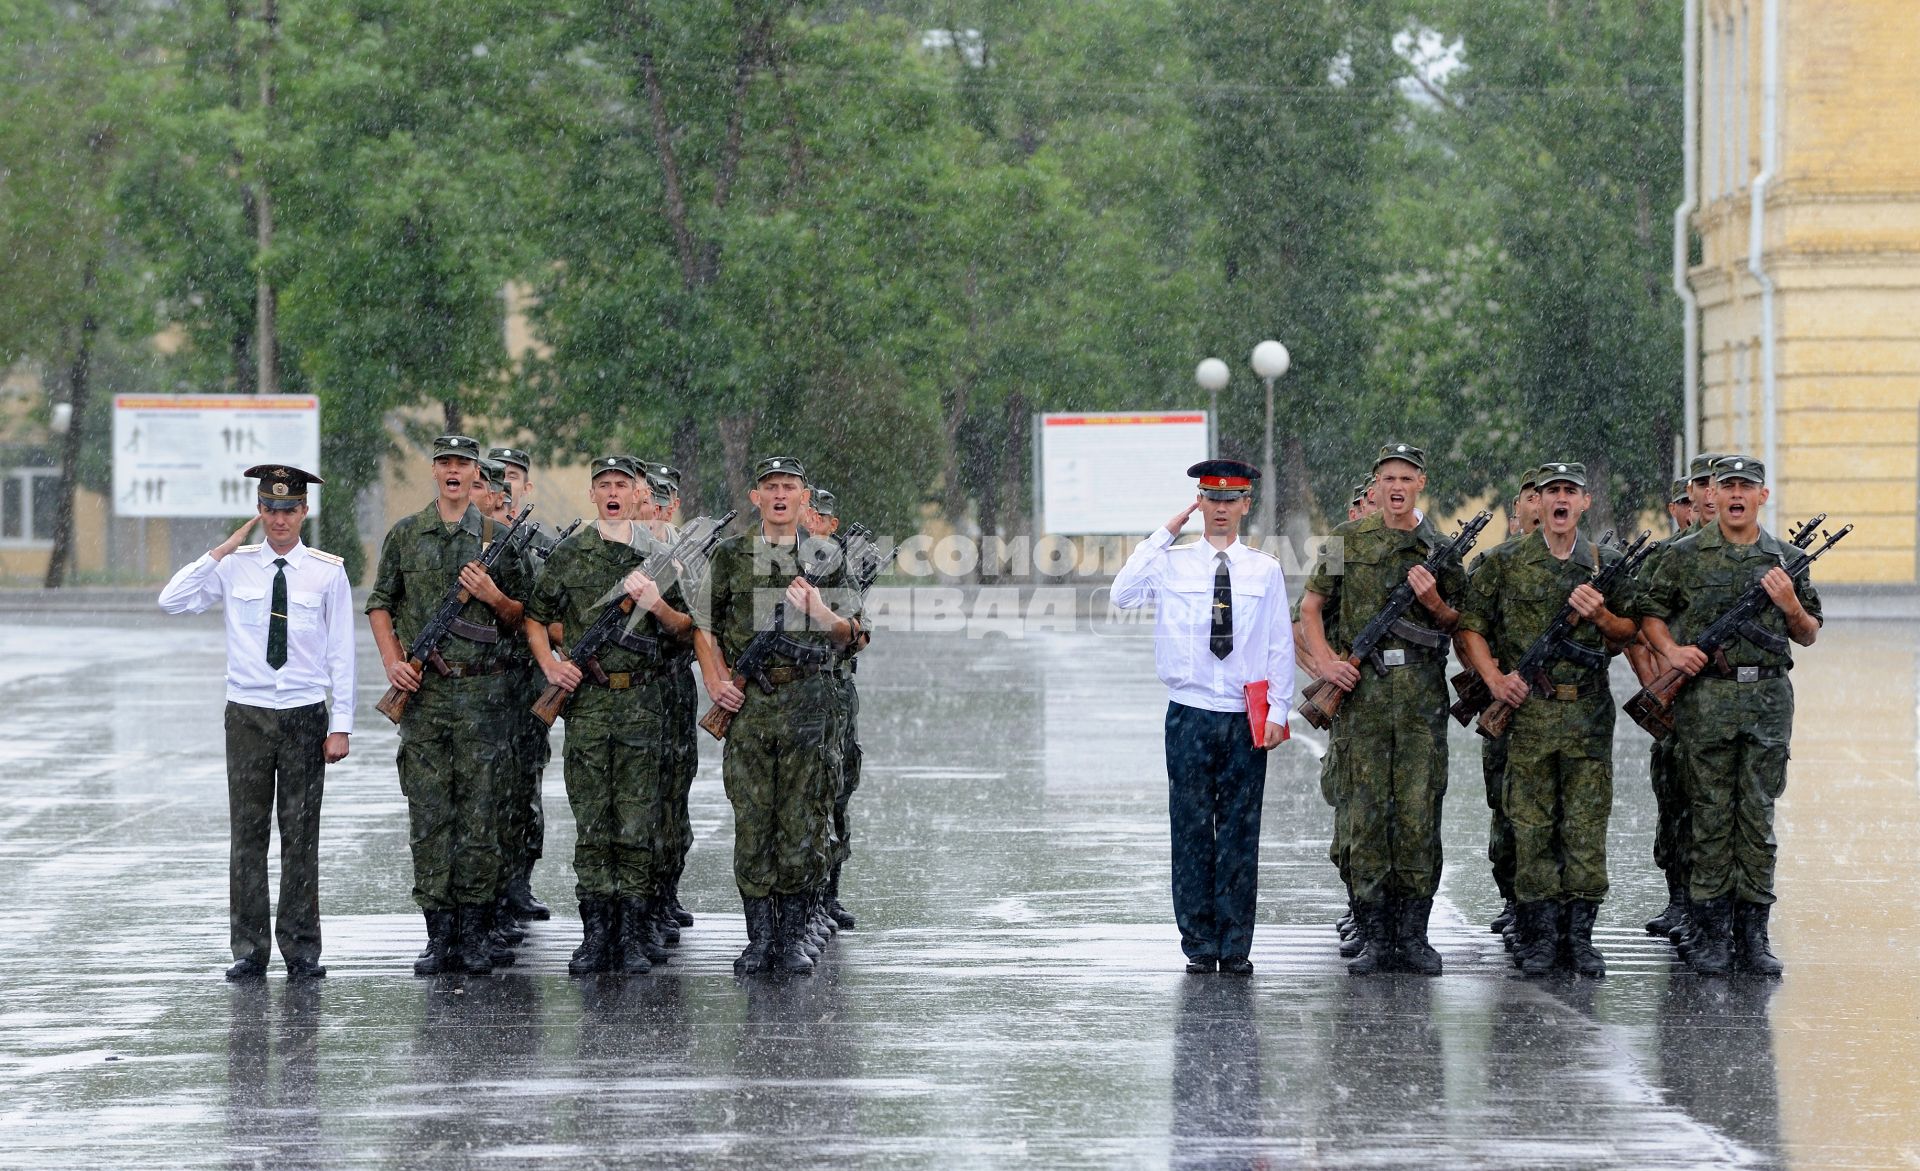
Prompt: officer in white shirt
<box><xmin>1111</xmin><ymin>460</ymin><xmax>1295</xmax><ymax>974</ymax></box>
<box><xmin>158</xmin><ymin>464</ymin><xmax>355</xmax><ymax>981</ymax></box>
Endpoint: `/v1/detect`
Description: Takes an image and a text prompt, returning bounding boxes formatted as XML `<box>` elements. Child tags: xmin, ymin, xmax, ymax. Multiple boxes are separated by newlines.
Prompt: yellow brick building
<box><xmin>1687</xmin><ymin>0</ymin><xmax>1920</xmax><ymax>584</ymax></box>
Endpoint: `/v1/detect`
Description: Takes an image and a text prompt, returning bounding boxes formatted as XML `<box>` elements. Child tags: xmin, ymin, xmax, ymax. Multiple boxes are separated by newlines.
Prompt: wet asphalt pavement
<box><xmin>1</xmin><ymin>606</ymin><xmax>1916</xmax><ymax>1169</ymax></box>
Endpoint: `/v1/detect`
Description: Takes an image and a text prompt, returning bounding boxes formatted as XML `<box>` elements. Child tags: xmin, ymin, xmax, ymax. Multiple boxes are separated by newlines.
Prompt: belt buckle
<box><xmin>1381</xmin><ymin>649</ymin><xmax>1406</xmax><ymax>668</ymax></box>
<box><xmin>1554</xmin><ymin>683</ymin><xmax>1578</xmax><ymax>702</ymax></box>
<box><xmin>1736</xmin><ymin>665</ymin><xmax>1760</xmax><ymax>683</ymax></box>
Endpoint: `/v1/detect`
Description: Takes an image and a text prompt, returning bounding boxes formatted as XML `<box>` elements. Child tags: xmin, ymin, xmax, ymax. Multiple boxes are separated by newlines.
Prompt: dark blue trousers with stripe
<box><xmin>1165</xmin><ymin>701</ymin><xmax>1268</xmax><ymax>962</ymax></box>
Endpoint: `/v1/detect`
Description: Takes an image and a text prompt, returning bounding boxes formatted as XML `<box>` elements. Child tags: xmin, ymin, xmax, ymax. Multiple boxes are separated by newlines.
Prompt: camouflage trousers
<box><xmin>1504</xmin><ymin>687</ymin><xmax>1614</xmax><ymax>903</ymax></box>
<box><xmin>651</xmin><ymin>663</ymin><xmax>699</xmax><ymax>893</ymax></box>
<box><xmin>225</xmin><ymin>700</ymin><xmax>328</xmax><ymax>965</ymax></box>
<box><xmin>722</xmin><ymin>672</ymin><xmax>842</xmax><ymax>899</ymax></box>
<box><xmin>1320</xmin><ymin>737</ymin><xmax>1348</xmax><ymax>887</ymax></box>
<box><xmin>397</xmin><ymin>675</ymin><xmax>509</xmax><ymax>910</ymax></box>
<box><xmin>1481</xmin><ymin>732</ymin><xmax>1517</xmax><ymax>902</ymax></box>
<box><xmin>1648</xmin><ymin>736</ymin><xmax>1688</xmax><ymax>882</ymax></box>
<box><xmin>496</xmin><ymin>666</ymin><xmax>549</xmax><ymax>888</ymax></box>
<box><xmin>1332</xmin><ymin>664</ymin><xmax>1449</xmax><ymax>904</ymax></box>
<box><xmin>830</xmin><ymin>675</ymin><xmax>861</xmax><ymax>869</ymax></box>
<box><xmin>1674</xmin><ymin>675</ymin><xmax>1793</xmax><ymax>905</ymax></box>
<box><xmin>562</xmin><ymin>679</ymin><xmax>671</xmax><ymax>901</ymax></box>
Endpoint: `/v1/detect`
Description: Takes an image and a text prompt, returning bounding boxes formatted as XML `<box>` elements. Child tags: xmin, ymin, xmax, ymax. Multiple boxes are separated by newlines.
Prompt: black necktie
<box><xmin>266</xmin><ymin>558</ymin><xmax>288</xmax><ymax>669</ymax></box>
<box><xmin>1210</xmin><ymin>551</ymin><xmax>1233</xmax><ymax>659</ymax></box>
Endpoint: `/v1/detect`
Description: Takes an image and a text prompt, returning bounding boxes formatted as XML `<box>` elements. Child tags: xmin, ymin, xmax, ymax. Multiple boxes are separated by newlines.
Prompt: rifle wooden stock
<box><xmin>1296</xmin><ymin>659</ymin><xmax>1359</xmax><ymax>730</ymax></box>
<box><xmin>698</xmin><ymin>674</ymin><xmax>749</xmax><ymax>741</ymax></box>
<box><xmin>1624</xmin><ymin>667</ymin><xmax>1688</xmax><ymax>741</ymax></box>
<box><xmin>1448</xmin><ymin>667</ymin><xmax>1492</xmax><ymax>726</ymax></box>
<box><xmin>530</xmin><ymin>681</ymin><xmax>569</xmax><ymax>727</ymax></box>
<box><xmin>1475</xmin><ymin>695</ymin><xmax>1518</xmax><ymax>740</ymax></box>
<box><xmin>375</xmin><ymin>656</ymin><xmax>428</xmax><ymax>724</ymax></box>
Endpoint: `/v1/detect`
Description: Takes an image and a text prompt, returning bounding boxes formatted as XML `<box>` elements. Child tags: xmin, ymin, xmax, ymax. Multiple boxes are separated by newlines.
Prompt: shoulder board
<box><xmin>308</xmin><ymin>549</ymin><xmax>344</xmax><ymax>566</ymax></box>
<box><xmin>236</xmin><ymin>543</ymin><xmax>263</xmax><ymax>553</ymax></box>
<box><xmin>1243</xmin><ymin>543</ymin><xmax>1280</xmax><ymax>562</ymax></box>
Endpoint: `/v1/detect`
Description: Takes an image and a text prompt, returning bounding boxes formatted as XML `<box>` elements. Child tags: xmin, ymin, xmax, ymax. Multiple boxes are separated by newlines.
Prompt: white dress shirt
<box><xmin>1110</xmin><ymin>527</ymin><xmax>1296</xmax><ymax>716</ymax></box>
<box><xmin>158</xmin><ymin>540</ymin><xmax>358</xmax><ymax>733</ymax></box>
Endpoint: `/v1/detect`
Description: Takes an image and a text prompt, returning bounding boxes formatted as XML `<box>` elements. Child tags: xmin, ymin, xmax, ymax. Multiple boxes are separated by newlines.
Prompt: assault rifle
<box><xmin>374</xmin><ymin>505</ymin><xmax>532</xmax><ymax>724</ymax></box>
<box><xmin>1470</xmin><ymin>530</ymin><xmax>1654</xmax><ymax>740</ymax></box>
<box><xmin>520</xmin><ymin>516</ymin><xmax>582</xmax><ymax>565</ymax></box>
<box><xmin>1623</xmin><ymin>522</ymin><xmax>1851</xmax><ymax>741</ymax></box>
<box><xmin>1296</xmin><ymin>510</ymin><xmax>1492</xmax><ymax>731</ymax></box>
<box><xmin>698</xmin><ymin>534</ymin><xmax>848</xmax><ymax>741</ymax></box>
<box><xmin>530</xmin><ymin>511</ymin><xmax>736</xmax><ymax>726</ymax></box>
<box><xmin>1448</xmin><ymin>528</ymin><xmax>1615</xmax><ymax>727</ymax></box>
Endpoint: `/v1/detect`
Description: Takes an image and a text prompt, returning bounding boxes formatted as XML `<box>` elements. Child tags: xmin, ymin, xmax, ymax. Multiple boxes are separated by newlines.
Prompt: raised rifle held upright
<box><xmin>374</xmin><ymin>504</ymin><xmax>532</xmax><ymax>724</ymax></box>
<box><xmin>698</xmin><ymin>534</ymin><xmax>850</xmax><ymax>741</ymax></box>
<box><xmin>1296</xmin><ymin>510</ymin><xmax>1492</xmax><ymax>731</ymax></box>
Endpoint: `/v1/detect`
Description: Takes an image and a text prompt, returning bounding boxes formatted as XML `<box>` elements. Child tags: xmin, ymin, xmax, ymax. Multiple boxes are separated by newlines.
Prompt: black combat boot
<box><xmin>505</xmin><ymin>864</ymin><xmax>551</xmax><ymax>921</ymax></box>
<box><xmin>456</xmin><ymin>904</ymin><xmax>494</xmax><ymax>975</ymax></box>
<box><xmin>1395</xmin><ymin>897</ymin><xmax>1444</xmax><ymax>976</ymax></box>
<box><xmin>1346</xmin><ymin>901</ymin><xmax>1392</xmax><ymax>976</ymax></box>
<box><xmin>776</xmin><ymin>893</ymin><xmax>816</xmax><ymax>974</ymax></box>
<box><xmin>1490</xmin><ymin>899</ymin><xmax>1517</xmax><ymax>935</ymax></box>
<box><xmin>492</xmin><ymin>896</ymin><xmax>527</xmax><ymax>945</ymax></box>
<box><xmin>614</xmin><ymin>897</ymin><xmax>653</xmax><ymax>974</ymax></box>
<box><xmin>653</xmin><ymin>896</ymin><xmax>681</xmax><ymax>947</ymax></box>
<box><xmin>1514</xmin><ymin>901</ymin><xmax>1559</xmax><ymax>976</ymax></box>
<box><xmin>825</xmin><ymin>865</ymin><xmax>856</xmax><ymax>931</ymax></box>
<box><xmin>1336</xmin><ymin>901</ymin><xmax>1357</xmax><ymax>941</ymax></box>
<box><xmin>1339</xmin><ymin>909</ymin><xmax>1368</xmax><ymax>958</ymax></box>
<box><xmin>1646</xmin><ymin>871</ymin><xmax>1687</xmax><ymax>937</ymax></box>
<box><xmin>1687</xmin><ymin>895</ymin><xmax>1734</xmax><ymax>977</ymax></box>
<box><xmin>413</xmin><ymin>910</ymin><xmax>456</xmax><ymax>976</ymax></box>
<box><xmin>1734</xmin><ymin>900</ymin><xmax>1784</xmax><ymax>977</ymax></box>
<box><xmin>734</xmin><ymin>895</ymin><xmax>776</xmax><ymax>975</ymax></box>
<box><xmin>666</xmin><ymin>880</ymin><xmax>695</xmax><ymax>927</ymax></box>
<box><xmin>1566</xmin><ymin>899</ymin><xmax>1606</xmax><ymax>977</ymax></box>
<box><xmin>569</xmin><ymin>899</ymin><xmax>615</xmax><ymax>976</ymax></box>
<box><xmin>1669</xmin><ymin>896</ymin><xmax>1697</xmax><ymax>960</ymax></box>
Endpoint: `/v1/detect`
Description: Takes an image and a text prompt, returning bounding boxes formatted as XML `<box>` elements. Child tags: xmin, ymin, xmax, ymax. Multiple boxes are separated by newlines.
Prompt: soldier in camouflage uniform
<box><xmin>1633</xmin><ymin>456</ymin><xmax>1820</xmax><ymax>977</ymax></box>
<box><xmin>526</xmin><ymin>456</ymin><xmax>695</xmax><ymax>975</ymax></box>
<box><xmin>636</xmin><ymin>462</ymin><xmax>702</xmax><ymax>941</ymax></box>
<box><xmin>694</xmin><ymin>456</ymin><xmax>863</xmax><ymax>976</ymax></box>
<box><xmin>1321</xmin><ymin>479</ymin><xmax>1372</xmax><ymax>955</ymax></box>
<box><xmin>803</xmin><ymin>487</ymin><xmax>872</xmax><ymax>931</ymax></box>
<box><xmin>491</xmin><ymin>446</ymin><xmax>560</xmax><ymax>923</ymax></box>
<box><xmin>367</xmin><ymin>434</ymin><xmax>531</xmax><ymax>976</ymax></box>
<box><xmin>1299</xmin><ymin>443</ymin><xmax>1466</xmax><ymax>977</ymax></box>
<box><xmin>1470</xmin><ymin>465</ymin><xmax>1542</xmax><ymax>940</ymax></box>
<box><xmin>468</xmin><ymin>458</ymin><xmax>535</xmax><ymax>965</ymax></box>
<box><xmin>1457</xmin><ymin>463</ymin><xmax>1639</xmax><ymax>977</ymax></box>
<box><xmin>1626</xmin><ymin>476</ymin><xmax>1696</xmax><ymax>940</ymax></box>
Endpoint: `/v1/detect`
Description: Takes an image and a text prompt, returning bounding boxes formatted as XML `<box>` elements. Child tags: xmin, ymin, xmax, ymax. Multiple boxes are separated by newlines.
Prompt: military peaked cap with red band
<box><xmin>1186</xmin><ymin>459</ymin><xmax>1260</xmax><ymax>500</ymax></box>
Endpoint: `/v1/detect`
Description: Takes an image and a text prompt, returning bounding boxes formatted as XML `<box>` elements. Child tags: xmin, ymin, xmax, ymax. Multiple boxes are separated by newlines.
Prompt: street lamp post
<box><xmin>1249</xmin><ymin>340</ymin><xmax>1290</xmax><ymax>540</ymax></box>
<box><xmin>1194</xmin><ymin>358</ymin><xmax>1229</xmax><ymax>458</ymax></box>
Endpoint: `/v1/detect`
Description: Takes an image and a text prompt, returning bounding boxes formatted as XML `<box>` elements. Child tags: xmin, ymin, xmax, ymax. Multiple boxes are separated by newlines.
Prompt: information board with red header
<box><xmin>112</xmin><ymin>394</ymin><xmax>322</xmax><ymax>518</ymax></box>
<box><xmin>1035</xmin><ymin>411</ymin><xmax>1210</xmax><ymax>534</ymax></box>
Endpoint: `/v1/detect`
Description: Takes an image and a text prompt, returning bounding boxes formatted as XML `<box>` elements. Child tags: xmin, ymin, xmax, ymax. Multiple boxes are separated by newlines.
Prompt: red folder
<box><xmin>1245</xmin><ymin>680</ymin><xmax>1287</xmax><ymax>748</ymax></box>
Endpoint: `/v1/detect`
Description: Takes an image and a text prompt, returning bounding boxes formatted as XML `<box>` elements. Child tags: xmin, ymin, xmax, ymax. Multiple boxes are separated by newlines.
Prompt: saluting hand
<box><xmin>1165</xmin><ymin>501</ymin><xmax>1200</xmax><ymax>535</ymax></box>
<box><xmin>211</xmin><ymin>516</ymin><xmax>260</xmax><ymax>560</ymax></box>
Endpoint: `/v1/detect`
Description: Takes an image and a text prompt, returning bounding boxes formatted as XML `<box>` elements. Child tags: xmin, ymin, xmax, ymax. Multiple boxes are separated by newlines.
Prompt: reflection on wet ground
<box><xmin>0</xmin><ymin>615</ymin><xmax>1913</xmax><ymax>1168</ymax></box>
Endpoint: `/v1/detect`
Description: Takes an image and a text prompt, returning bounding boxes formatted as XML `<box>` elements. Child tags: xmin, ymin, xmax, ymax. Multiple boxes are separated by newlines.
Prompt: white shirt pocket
<box><xmin>289</xmin><ymin>590</ymin><xmax>324</xmax><ymax>634</ymax></box>
<box><xmin>231</xmin><ymin>586</ymin><xmax>268</xmax><ymax>625</ymax></box>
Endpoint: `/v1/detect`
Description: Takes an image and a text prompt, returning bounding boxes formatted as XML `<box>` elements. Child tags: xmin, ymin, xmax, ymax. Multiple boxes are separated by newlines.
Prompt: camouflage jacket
<box><xmin>1304</xmin><ymin>511</ymin><xmax>1466</xmax><ymax>657</ymax></box>
<box><xmin>1632</xmin><ymin>522</ymin><xmax>1822</xmax><ymax>671</ymax></box>
<box><xmin>696</xmin><ymin>533</ymin><xmax>862</xmax><ymax>667</ymax></box>
<box><xmin>1458</xmin><ymin>530</ymin><xmax>1630</xmax><ymax>683</ymax></box>
<box><xmin>527</xmin><ymin>521</ymin><xmax>689</xmax><ymax>677</ymax></box>
<box><xmin>365</xmin><ymin>502</ymin><xmax>530</xmax><ymax>670</ymax></box>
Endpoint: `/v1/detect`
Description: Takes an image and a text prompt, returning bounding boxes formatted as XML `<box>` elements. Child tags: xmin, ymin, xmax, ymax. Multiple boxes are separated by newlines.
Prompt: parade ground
<box><xmin>1</xmin><ymin>602</ymin><xmax>1916</xmax><ymax>1170</ymax></box>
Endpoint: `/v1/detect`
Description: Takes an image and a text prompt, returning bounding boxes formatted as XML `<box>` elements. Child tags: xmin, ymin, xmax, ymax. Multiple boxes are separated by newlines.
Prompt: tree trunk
<box><xmin>1586</xmin><ymin>450</ymin><xmax>1615</xmax><ymax>539</ymax></box>
<box><xmin>44</xmin><ymin>266</ymin><xmax>98</xmax><ymax>589</ymax></box>
<box><xmin>1281</xmin><ymin>432</ymin><xmax>1316</xmax><ymax>554</ymax></box>
<box><xmin>442</xmin><ymin>400</ymin><xmax>462</xmax><ymax>434</ymax></box>
<box><xmin>671</xmin><ymin>414</ymin><xmax>701</xmax><ymax>515</ymax></box>
<box><xmin>254</xmin><ymin>0</ymin><xmax>278</xmax><ymax>393</ymax></box>
<box><xmin>717</xmin><ymin>413</ymin><xmax>754</xmax><ymax>509</ymax></box>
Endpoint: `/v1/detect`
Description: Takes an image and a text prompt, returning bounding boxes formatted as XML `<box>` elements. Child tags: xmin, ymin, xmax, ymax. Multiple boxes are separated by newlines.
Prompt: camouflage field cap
<box><xmin>810</xmin><ymin>487</ymin><xmax>839</xmax><ymax>517</ymax></box>
<box><xmin>1688</xmin><ymin>451</ymin><xmax>1726</xmax><ymax>482</ymax></box>
<box><xmin>432</xmin><ymin>434</ymin><xmax>482</xmax><ymax>463</ymax></box>
<box><xmin>488</xmin><ymin>446</ymin><xmax>531</xmax><ymax>473</ymax></box>
<box><xmin>1349</xmin><ymin>479</ymin><xmax>1371</xmax><ymax>506</ymax></box>
<box><xmin>1536</xmin><ymin>461</ymin><xmax>1587</xmax><ymax>489</ymax></box>
<box><xmin>1518</xmin><ymin>466</ymin><xmax>1541</xmax><ymax>492</ymax></box>
<box><xmin>1670</xmin><ymin>478</ymin><xmax>1691</xmax><ymax>504</ymax></box>
<box><xmin>753</xmin><ymin>455</ymin><xmax>807</xmax><ymax>483</ymax></box>
<box><xmin>640</xmin><ymin>460</ymin><xmax>681</xmax><ymax>490</ymax></box>
<box><xmin>478</xmin><ymin>458</ymin><xmax>508</xmax><ymax>491</ymax></box>
<box><xmin>589</xmin><ymin>454</ymin><xmax>641</xmax><ymax>482</ymax></box>
<box><xmin>642</xmin><ymin>468</ymin><xmax>675</xmax><ymax>506</ymax></box>
<box><xmin>1713</xmin><ymin>455</ymin><xmax>1766</xmax><ymax>484</ymax></box>
<box><xmin>244</xmin><ymin>464</ymin><xmax>323</xmax><ymax>511</ymax></box>
<box><xmin>1374</xmin><ymin>442</ymin><xmax>1425</xmax><ymax>471</ymax></box>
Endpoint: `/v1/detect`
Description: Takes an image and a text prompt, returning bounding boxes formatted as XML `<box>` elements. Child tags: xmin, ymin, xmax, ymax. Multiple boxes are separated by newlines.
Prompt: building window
<box><xmin>1</xmin><ymin>469</ymin><xmax>61</xmax><ymax>547</ymax></box>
